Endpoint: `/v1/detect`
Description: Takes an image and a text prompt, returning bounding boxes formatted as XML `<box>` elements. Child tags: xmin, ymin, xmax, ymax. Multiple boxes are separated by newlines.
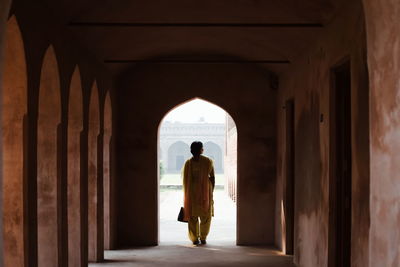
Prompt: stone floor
<box><xmin>90</xmin><ymin>190</ymin><xmax>295</xmax><ymax>267</ymax></box>
<box><xmin>89</xmin><ymin>245</ymin><xmax>295</xmax><ymax>267</ymax></box>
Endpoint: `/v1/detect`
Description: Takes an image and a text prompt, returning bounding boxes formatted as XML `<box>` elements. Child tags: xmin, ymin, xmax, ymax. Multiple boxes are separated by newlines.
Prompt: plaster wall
<box><xmin>6</xmin><ymin>1</ymin><xmax>114</xmax><ymax>265</ymax></box>
<box><xmin>67</xmin><ymin>67</ymin><xmax>84</xmax><ymax>267</ymax></box>
<box><xmin>37</xmin><ymin>46</ymin><xmax>61</xmax><ymax>267</ymax></box>
<box><xmin>115</xmin><ymin>63</ymin><xmax>277</xmax><ymax>246</ymax></box>
<box><xmin>88</xmin><ymin>83</ymin><xmax>103</xmax><ymax>262</ymax></box>
<box><xmin>103</xmin><ymin>93</ymin><xmax>113</xmax><ymax>250</ymax></box>
<box><xmin>2</xmin><ymin>16</ymin><xmax>27</xmax><ymax>267</ymax></box>
<box><xmin>362</xmin><ymin>0</ymin><xmax>400</xmax><ymax>265</ymax></box>
<box><xmin>0</xmin><ymin>1</ymin><xmax>13</xmax><ymax>266</ymax></box>
<box><xmin>275</xmin><ymin>2</ymin><xmax>370</xmax><ymax>266</ymax></box>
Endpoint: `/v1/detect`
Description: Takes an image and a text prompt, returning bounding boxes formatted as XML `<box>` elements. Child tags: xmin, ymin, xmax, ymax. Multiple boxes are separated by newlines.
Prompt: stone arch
<box><xmin>117</xmin><ymin>61</ymin><xmax>276</xmax><ymax>247</ymax></box>
<box><xmin>67</xmin><ymin>67</ymin><xmax>83</xmax><ymax>267</ymax></box>
<box><xmin>121</xmin><ymin>49</ymin><xmax>284</xmax><ymax>249</ymax></box>
<box><xmin>203</xmin><ymin>141</ymin><xmax>223</xmax><ymax>173</ymax></box>
<box><xmin>2</xmin><ymin>16</ymin><xmax>28</xmax><ymax>267</ymax></box>
<box><xmin>88</xmin><ymin>82</ymin><xmax>102</xmax><ymax>262</ymax></box>
<box><xmin>37</xmin><ymin>45</ymin><xmax>61</xmax><ymax>267</ymax></box>
<box><xmin>167</xmin><ymin>141</ymin><xmax>190</xmax><ymax>173</ymax></box>
<box><xmin>103</xmin><ymin>91</ymin><xmax>113</xmax><ymax>250</ymax></box>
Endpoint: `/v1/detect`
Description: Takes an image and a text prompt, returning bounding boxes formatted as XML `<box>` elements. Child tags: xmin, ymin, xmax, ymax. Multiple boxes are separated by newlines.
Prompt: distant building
<box><xmin>159</xmin><ymin>121</ymin><xmax>225</xmax><ymax>173</ymax></box>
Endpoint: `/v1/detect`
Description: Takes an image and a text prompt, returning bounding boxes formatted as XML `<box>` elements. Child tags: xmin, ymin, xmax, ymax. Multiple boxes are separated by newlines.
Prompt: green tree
<box><xmin>159</xmin><ymin>160</ymin><xmax>165</xmax><ymax>180</ymax></box>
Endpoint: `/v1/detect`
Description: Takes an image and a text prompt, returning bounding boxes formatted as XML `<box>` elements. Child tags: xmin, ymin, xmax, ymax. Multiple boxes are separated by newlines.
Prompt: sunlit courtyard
<box><xmin>160</xmin><ymin>178</ymin><xmax>236</xmax><ymax>244</ymax></box>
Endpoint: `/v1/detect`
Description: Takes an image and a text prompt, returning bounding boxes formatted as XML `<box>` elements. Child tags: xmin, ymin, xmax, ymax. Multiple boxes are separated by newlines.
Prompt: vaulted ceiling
<box><xmin>39</xmin><ymin>0</ymin><xmax>347</xmax><ymax>76</ymax></box>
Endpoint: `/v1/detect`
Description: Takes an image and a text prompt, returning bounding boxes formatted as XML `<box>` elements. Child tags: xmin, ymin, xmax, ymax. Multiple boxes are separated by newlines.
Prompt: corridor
<box><xmin>89</xmin><ymin>191</ymin><xmax>293</xmax><ymax>267</ymax></box>
<box><xmin>0</xmin><ymin>0</ymin><xmax>400</xmax><ymax>267</ymax></box>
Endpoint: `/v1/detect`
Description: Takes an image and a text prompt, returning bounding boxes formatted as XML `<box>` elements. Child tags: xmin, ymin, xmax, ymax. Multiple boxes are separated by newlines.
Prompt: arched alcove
<box><xmin>204</xmin><ymin>141</ymin><xmax>223</xmax><ymax>173</ymax></box>
<box><xmin>67</xmin><ymin>67</ymin><xmax>83</xmax><ymax>267</ymax></box>
<box><xmin>2</xmin><ymin>16</ymin><xmax>27</xmax><ymax>267</ymax></box>
<box><xmin>103</xmin><ymin>91</ymin><xmax>113</xmax><ymax>250</ymax></box>
<box><xmin>116</xmin><ymin>58</ymin><xmax>277</xmax><ymax>248</ymax></box>
<box><xmin>88</xmin><ymin>82</ymin><xmax>102</xmax><ymax>262</ymax></box>
<box><xmin>167</xmin><ymin>141</ymin><xmax>190</xmax><ymax>173</ymax></box>
<box><xmin>37</xmin><ymin>45</ymin><xmax>61</xmax><ymax>267</ymax></box>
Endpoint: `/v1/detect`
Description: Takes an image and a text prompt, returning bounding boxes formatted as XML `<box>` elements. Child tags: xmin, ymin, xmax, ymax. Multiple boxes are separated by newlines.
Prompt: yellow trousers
<box><xmin>188</xmin><ymin>215</ymin><xmax>212</xmax><ymax>242</ymax></box>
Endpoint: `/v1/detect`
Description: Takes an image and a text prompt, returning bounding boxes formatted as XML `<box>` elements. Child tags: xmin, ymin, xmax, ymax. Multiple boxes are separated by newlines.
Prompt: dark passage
<box><xmin>331</xmin><ymin>61</ymin><xmax>352</xmax><ymax>267</ymax></box>
<box><xmin>285</xmin><ymin>99</ymin><xmax>295</xmax><ymax>255</ymax></box>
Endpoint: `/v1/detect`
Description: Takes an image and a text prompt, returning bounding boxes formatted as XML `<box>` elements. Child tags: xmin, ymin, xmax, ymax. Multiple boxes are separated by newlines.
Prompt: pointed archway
<box><xmin>103</xmin><ymin>91</ymin><xmax>113</xmax><ymax>250</ymax></box>
<box><xmin>37</xmin><ymin>45</ymin><xmax>61</xmax><ymax>267</ymax></box>
<box><xmin>88</xmin><ymin>82</ymin><xmax>103</xmax><ymax>262</ymax></box>
<box><xmin>2</xmin><ymin>16</ymin><xmax>28</xmax><ymax>267</ymax></box>
<box><xmin>166</xmin><ymin>141</ymin><xmax>190</xmax><ymax>173</ymax></box>
<box><xmin>67</xmin><ymin>67</ymin><xmax>84</xmax><ymax>267</ymax></box>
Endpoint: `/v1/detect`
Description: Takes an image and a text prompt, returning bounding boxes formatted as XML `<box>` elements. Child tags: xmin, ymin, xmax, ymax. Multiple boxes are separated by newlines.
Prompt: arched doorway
<box><xmin>103</xmin><ymin>91</ymin><xmax>113</xmax><ymax>250</ymax></box>
<box><xmin>37</xmin><ymin>45</ymin><xmax>61</xmax><ymax>267</ymax></box>
<box><xmin>67</xmin><ymin>67</ymin><xmax>83</xmax><ymax>267</ymax></box>
<box><xmin>203</xmin><ymin>141</ymin><xmax>223</xmax><ymax>173</ymax></box>
<box><xmin>167</xmin><ymin>141</ymin><xmax>190</xmax><ymax>173</ymax></box>
<box><xmin>88</xmin><ymin>82</ymin><xmax>102</xmax><ymax>262</ymax></box>
<box><xmin>158</xmin><ymin>98</ymin><xmax>237</xmax><ymax>244</ymax></box>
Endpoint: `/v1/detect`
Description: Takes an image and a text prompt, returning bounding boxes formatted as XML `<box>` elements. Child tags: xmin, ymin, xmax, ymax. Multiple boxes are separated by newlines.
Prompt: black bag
<box><xmin>178</xmin><ymin>207</ymin><xmax>188</xmax><ymax>223</ymax></box>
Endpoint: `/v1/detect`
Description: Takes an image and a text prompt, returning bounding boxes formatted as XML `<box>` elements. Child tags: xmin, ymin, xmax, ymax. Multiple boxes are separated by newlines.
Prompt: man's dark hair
<box><xmin>190</xmin><ymin>141</ymin><xmax>203</xmax><ymax>156</ymax></box>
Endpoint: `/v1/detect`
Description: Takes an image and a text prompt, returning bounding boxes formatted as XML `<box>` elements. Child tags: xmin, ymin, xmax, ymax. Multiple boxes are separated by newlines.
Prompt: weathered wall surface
<box><xmin>275</xmin><ymin>1</ymin><xmax>370</xmax><ymax>266</ymax></box>
<box><xmin>0</xmin><ymin>2</ymin><xmax>14</xmax><ymax>266</ymax></box>
<box><xmin>363</xmin><ymin>0</ymin><xmax>400</xmax><ymax>266</ymax></box>
<box><xmin>67</xmin><ymin>67</ymin><xmax>84</xmax><ymax>267</ymax></box>
<box><xmin>37</xmin><ymin>46</ymin><xmax>62</xmax><ymax>267</ymax></box>
<box><xmin>103</xmin><ymin>92</ymin><xmax>113</xmax><ymax>250</ymax></box>
<box><xmin>3</xmin><ymin>0</ymin><xmax>114</xmax><ymax>265</ymax></box>
<box><xmin>2</xmin><ymin>16</ymin><xmax>27</xmax><ymax>267</ymax></box>
<box><xmin>115</xmin><ymin>63</ymin><xmax>276</xmax><ymax>246</ymax></box>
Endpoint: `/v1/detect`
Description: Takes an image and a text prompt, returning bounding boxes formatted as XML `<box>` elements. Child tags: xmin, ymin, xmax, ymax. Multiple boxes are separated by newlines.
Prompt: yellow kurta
<box><xmin>182</xmin><ymin>155</ymin><xmax>214</xmax><ymax>242</ymax></box>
